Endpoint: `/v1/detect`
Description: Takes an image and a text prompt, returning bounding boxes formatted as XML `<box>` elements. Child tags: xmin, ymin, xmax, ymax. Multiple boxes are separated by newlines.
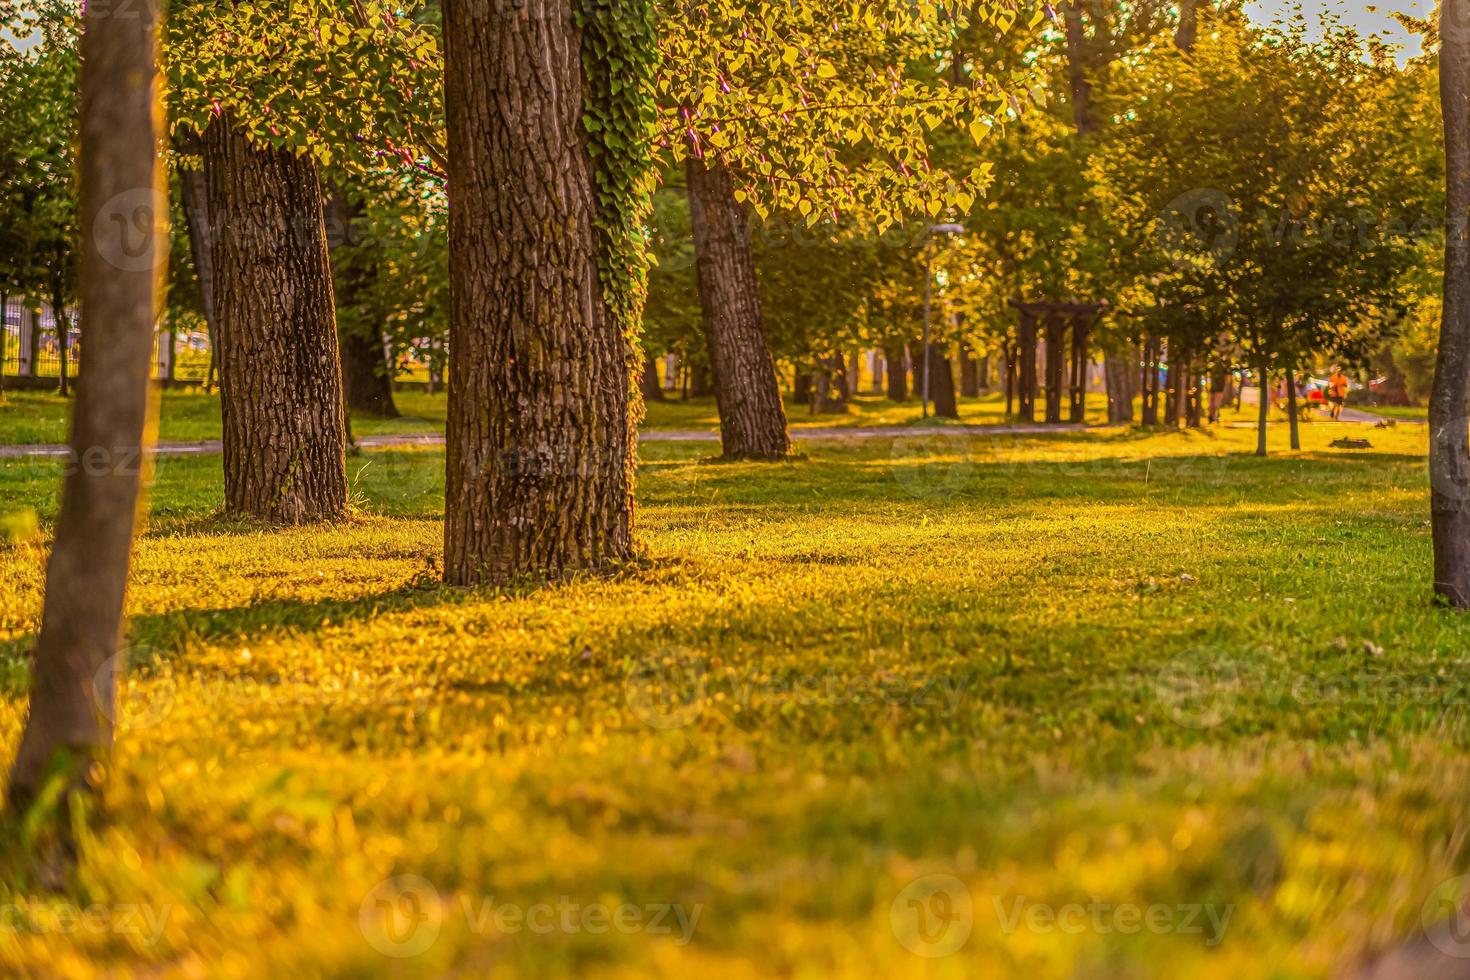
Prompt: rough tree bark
<box><xmin>442</xmin><ymin>0</ymin><xmax>637</xmax><ymax>584</ymax></box>
<box><xmin>204</xmin><ymin>116</ymin><xmax>347</xmax><ymax>523</ymax></box>
<box><xmin>7</xmin><ymin>0</ymin><xmax>164</xmax><ymax>808</ymax></box>
<box><xmin>1433</xmin><ymin>3</ymin><xmax>1470</xmax><ymax>606</ymax></box>
<box><xmin>685</xmin><ymin>156</ymin><xmax>789</xmax><ymax>458</ymax></box>
<box><xmin>325</xmin><ymin>187</ymin><xmax>399</xmax><ymax>418</ymax></box>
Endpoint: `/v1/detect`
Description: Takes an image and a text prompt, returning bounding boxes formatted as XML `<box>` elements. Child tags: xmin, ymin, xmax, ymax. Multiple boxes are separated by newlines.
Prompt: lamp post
<box><xmin>921</xmin><ymin>223</ymin><xmax>965</xmax><ymax>419</ymax></box>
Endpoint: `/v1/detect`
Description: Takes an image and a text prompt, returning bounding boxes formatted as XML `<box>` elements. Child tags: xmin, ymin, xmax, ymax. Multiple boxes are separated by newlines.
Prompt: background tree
<box><xmin>168</xmin><ymin>0</ymin><xmax>443</xmax><ymax>521</ymax></box>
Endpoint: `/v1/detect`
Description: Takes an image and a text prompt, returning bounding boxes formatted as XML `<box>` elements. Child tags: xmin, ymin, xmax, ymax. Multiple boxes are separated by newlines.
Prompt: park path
<box><xmin>0</xmin><ymin>422</ymin><xmax>1096</xmax><ymax>460</ymax></box>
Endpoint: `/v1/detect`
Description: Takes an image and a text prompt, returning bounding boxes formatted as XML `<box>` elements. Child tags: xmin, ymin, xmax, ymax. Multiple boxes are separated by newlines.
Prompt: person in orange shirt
<box><xmin>1327</xmin><ymin>365</ymin><xmax>1350</xmax><ymax>420</ymax></box>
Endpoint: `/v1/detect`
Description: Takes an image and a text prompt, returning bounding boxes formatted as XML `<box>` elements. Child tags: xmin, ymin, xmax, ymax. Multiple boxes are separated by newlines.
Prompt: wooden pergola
<box><xmin>1006</xmin><ymin>299</ymin><xmax>1109</xmax><ymax>424</ymax></box>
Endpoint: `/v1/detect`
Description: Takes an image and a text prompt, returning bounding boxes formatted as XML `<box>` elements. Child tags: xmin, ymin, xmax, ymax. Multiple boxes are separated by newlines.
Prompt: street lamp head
<box><xmin>929</xmin><ymin>223</ymin><xmax>965</xmax><ymax>235</ymax></box>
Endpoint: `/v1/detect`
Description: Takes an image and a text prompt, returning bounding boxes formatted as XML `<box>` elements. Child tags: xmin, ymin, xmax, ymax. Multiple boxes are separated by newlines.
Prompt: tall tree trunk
<box><xmin>812</xmin><ymin>356</ymin><xmax>848</xmax><ymax>414</ymax></box>
<box><xmin>1434</xmin><ymin>0</ymin><xmax>1470</xmax><ymax>605</ymax></box>
<box><xmin>176</xmin><ymin>135</ymin><xmax>219</xmax><ymax>392</ymax></box>
<box><xmin>959</xmin><ymin>344</ymin><xmax>979</xmax><ymax>397</ymax></box>
<box><xmin>1256</xmin><ymin>362</ymin><xmax>1270</xmax><ymax>457</ymax></box>
<box><xmin>923</xmin><ymin>344</ymin><xmax>959</xmax><ymax>419</ymax></box>
<box><xmin>53</xmin><ymin>279</ymin><xmax>70</xmax><ymax>398</ymax></box>
<box><xmin>685</xmin><ymin>156</ymin><xmax>790</xmax><ymax>459</ymax></box>
<box><xmin>1105</xmin><ymin>352</ymin><xmax>1133</xmax><ymax>423</ymax></box>
<box><xmin>884</xmin><ymin>342</ymin><xmax>908</xmax><ymax>401</ymax></box>
<box><xmin>1286</xmin><ymin>361</ymin><xmax>1301</xmax><ymax>450</ymax></box>
<box><xmin>1164</xmin><ymin>355</ymin><xmax>1181</xmax><ymax>427</ymax></box>
<box><xmin>204</xmin><ymin>116</ymin><xmax>347</xmax><ymax>523</ymax></box>
<box><xmin>8</xmin><ymin>0</ymin><xmax>164</xmax><ymax>808</ymax></box>
<box><xmin>326</xmin><ymin>189</ymin><xmax>399</xmax><ymax>419</ymax></box>
<box><xmin>793</xmin><ymin>368</ymin><xmax>812</xmax><ymax>406</ymax></box>
<box><xmin>1140</xmin><ymin>338</ymin><xmax>1159</xmax><ymax>425</ymax></box>
<box><xmin>1062</xmin><ymin>1</ymin><xmax>1100</xmax><ymax>137</ymax></box>
<box><xmin>1176</xmin><ymin>0</ymin><xmax>1200</xmax><ymax>52</ymax></box>
<box><xmin>442</xmin><ymin>0</ymin><xmax>643</xmax><ymax>584</ymax></box>
<box><xmin>641</xmin><ymin>350</ymin><xmax>666</xmax><ymax>402</ymax></box>
<box><xmin>689</xmin><ymin>360</ymin><xmax>713</xmax><ymax>397</ymax></box>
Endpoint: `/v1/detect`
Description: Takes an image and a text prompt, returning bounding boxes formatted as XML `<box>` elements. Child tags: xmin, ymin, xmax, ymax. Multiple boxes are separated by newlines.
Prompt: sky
<box><xmin>1246</xmin><ymin>0</ymin><xmax>1431</xmax><ymax>57</ymax></box>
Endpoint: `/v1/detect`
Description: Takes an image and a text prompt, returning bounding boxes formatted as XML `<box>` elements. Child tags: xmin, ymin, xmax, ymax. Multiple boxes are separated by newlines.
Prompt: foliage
<box><xmin>0</xmin><ymin>0</ymin><xmax>77</xmax><ymax>308</ymax></box>
<box><xmin>658</xmin><ymin>0</ymin><xmax>1048</xmax><ymax>226</ymax></box>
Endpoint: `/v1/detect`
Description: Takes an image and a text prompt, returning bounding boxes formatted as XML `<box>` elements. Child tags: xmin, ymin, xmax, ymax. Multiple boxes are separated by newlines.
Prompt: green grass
<box><xmin>0</xmin><ymin>390</ymin><xmax>452</xmax><ymax>446</ymax></box>
<box><xmin>1360</xmin><ymin>405</ymin><xmax>1429</xmax><ymax>422</ymax></box>
<box><xmin>0</xmin><ymin>421</ymin><xmax>1465</xmax><ymax>977</ymax></box>
<box><xmin>0</xmin><ymin>387</ymin><xmax>1191</xmax><ymax>448</ymax></box>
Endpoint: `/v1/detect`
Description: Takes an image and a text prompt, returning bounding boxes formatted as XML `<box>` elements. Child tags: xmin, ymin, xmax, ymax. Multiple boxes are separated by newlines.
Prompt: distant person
<box><xmin>1327</xmin><ymin>365</ymin><xmax>1350</xmax><ymax>420</ymax></box>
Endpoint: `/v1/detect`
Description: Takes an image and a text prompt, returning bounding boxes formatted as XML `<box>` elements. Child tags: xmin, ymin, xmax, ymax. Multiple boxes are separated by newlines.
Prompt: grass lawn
<box><xmin>1360</xmin><ymin>405</ymin><xmax>1429</xmax><ymax>422</ymax></box>
<box><xmin>1</xmin><ymin>387</ymin><xmax>1187</xmax><ymax>447</ymax></box>
<box><xmin>1</xmin><ymin>421</ymin><xmax>1466</xmax><ymax>977</ymax></box>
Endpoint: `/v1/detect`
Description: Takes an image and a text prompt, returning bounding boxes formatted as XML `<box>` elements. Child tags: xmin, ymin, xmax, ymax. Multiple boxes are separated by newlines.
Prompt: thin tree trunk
<box><xmin>959</xmin><ymin>345</ymin><xmax>979</xmax><ymax>397</ymax></box>
<box><xmin>442</xmin><ymin>0</ymin><xmax>641</xmax><ymax>584</ymax></box>
<box><xmin>1104</xmin><ymin>353</ymin><xmax>1133</xmax><ymax>423</ymax></box>
<box><xmin>204</xmin><ymin>116</ymin><xmax>347</xmax><ymax>523</ymax></box>
<box><xmin>326</xmin><ymin>187</ymin><xmax>399</xmax><ymax>419</ymax></box>
<box><xmin>53</xmin><ymin>282</ymin><xmax>70</xmax><ymax>398</ymax></box>
<box><xmin>1434</xmin><ymin>0</ymin><xmax>1470</xmax><ymax>606</ymax></box>
<box><xmin>923</xmin><ymin>344</ymin><xmax>959</xmax><ymax>419</ymax></box>
<box><xmin>1286</xmin><ymin>361</ymin><xmax>1301</xmax><ymax>450</ymax></box>
<box><xmin>685</xmin><ymin>156</ymin><xmax>790</xmax><ymax>459</ymax></box>
<box><xmin>1176</xmin><ymin>0</ymin><xmax>1200</xmax><ymax>52</ymax></box>
<box><xmin>1256</xmin><ymin>362</ymin><xmax>1270</xmax><ymax>457</ymax></box>
<box><xmin>1164</xmin><ymin>353</ymin><xmax>1182</xmax><ymax>427</ymax></box>
<box><xmin>641</xmin><ymin>350</ymin><xmax>665</xmax><ymax>402</ymax></box>
<box><xmin>793</xmin><ymin>368</ymin><xmax>812</xmax><ymax>406</ymax></box>
<box><xmin>176</xmin><ymin>136</ymin><xmax>219</xmax><ymax>393</ymax></box>
<box><xmin>884</xmin><ymin>342</ymin><xmax>908</xmax><ymax>401</ymax></box>
<box><xmin>7</xmin><ymin>0</ymin><xmax>164</xmax><ymax>808</ymax></box>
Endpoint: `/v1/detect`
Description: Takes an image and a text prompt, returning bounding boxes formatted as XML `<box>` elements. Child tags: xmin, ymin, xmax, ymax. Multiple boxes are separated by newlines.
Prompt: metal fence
<box><xmin>2</xmin><ymin>295</ymin><xmax>210</xmax><ymax>384</ymax></box>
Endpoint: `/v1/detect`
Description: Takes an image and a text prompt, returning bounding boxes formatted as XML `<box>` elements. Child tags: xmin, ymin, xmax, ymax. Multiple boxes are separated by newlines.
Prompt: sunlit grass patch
<box><xmin>0</xmin><ymin>422</ymin><xmax>1461</xmax><ymax>977</ymax></box>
